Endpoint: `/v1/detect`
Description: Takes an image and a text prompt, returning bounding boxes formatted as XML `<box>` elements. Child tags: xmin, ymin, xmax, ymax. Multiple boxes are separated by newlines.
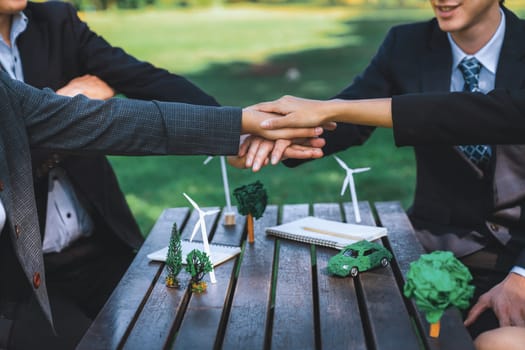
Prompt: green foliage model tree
<box><xmin>185</xmin><ymin>249</ymin><xmax>213</xmax><ymax>293</ymax></box>
<box><xmin>165</xmin><ymin>223</ymin><xmax>183</xmax><ymax>288</ymax></box>
<box><xmin>233</xmin><ymin>180</ymin><xmax>267</xmax><ymax>243</ymax></box>
<box><xmin>403</xmin><ymin>251</ymin><xmax>474</xmax><ymax>338</ymax></box>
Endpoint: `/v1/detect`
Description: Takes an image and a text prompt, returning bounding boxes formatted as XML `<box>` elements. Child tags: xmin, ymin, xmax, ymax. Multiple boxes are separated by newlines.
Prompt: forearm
<box><xmin>324</xmin><ymin>98</ymin><xmax>393</xmax><ymax>128</ymax></box>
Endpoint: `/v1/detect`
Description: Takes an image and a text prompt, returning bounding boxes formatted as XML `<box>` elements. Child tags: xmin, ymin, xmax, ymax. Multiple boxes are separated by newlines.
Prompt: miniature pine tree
<box><xmin>185</xmin><ymin>249</ymin><xmax>213</xmax><ymax>293</ymax></box>
<box><xmin>233</xmin><ymin>181</ymin><xmax>267</xmax><ymax>244</ymax></box>
<box><xmin>165</xmin><ymin>223</ymin><xmax>183</xmax><ymax>288</ymax></box>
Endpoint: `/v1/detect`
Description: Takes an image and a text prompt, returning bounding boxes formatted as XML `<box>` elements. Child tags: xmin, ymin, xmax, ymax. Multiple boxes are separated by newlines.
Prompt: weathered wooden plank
<box><xmin>313</xmin><ymin>203</ymin><xmax>367</xmax><ymax>350</ymax></box>
<box><xmin>343</xmin><ymin>202</ymin><xmax>421</xmax><ymax>350</ymax></box>
<box><xmin>271</xmin><ymin>204</ymin><xmax>316</xmax><ymax>349</ymax></box>
<box><xmin>170</xmin><ymin>208</ymin><xmax>245</xmax><ymax>349</ymax></box>
<box><xmin>375</xmin><ymin>201</ymin><xmax>475</xmax><ymax>350</ymax></box>
<box><xmin>222</xmin><ymin>205</ymin><xmax>279</xmax><ymax>349</ymax></box>
<box><xmin>122</xmin><ymin>207</ymin><xmax>239</xmax><ymax>349</ymax></box>
<box><xmin>77</xmin><ymin>208</ymin><xmax>190</xmax><ymax>350</ymax></box>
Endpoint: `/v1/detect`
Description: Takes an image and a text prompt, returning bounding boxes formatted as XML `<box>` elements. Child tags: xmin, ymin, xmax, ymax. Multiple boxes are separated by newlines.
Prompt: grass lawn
<box><xmin>82</xmin><ymin>5</ymin><xmax>523</xmax><ymax>234</ymax></box>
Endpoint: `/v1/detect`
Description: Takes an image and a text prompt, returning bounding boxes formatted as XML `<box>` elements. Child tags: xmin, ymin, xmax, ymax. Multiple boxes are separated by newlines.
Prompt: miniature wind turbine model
<box><xmin>183</xmin><ymin>192</ymin><xmax>220</xmax><ymax>284</ymax></box>
<box><xmin>334</xmin><ymin>155</ymin><xmax>370</xmax><ymax>223</ymax></box>
<box><xmin>204</xmin><ymin>156</ymin><xmax>235</xmax><ymax>225</ymax></box>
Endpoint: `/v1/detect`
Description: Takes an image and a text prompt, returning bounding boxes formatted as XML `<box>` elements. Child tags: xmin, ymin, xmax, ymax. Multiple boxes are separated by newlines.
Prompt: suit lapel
<box><xmin>18</xmin><ymin>6</ymin><xmax>50</xmax><ymax>87</ymax></box>
<box><xmin>421</xmin><ymin>20</ymin><xmax>453</xmax><ymax>93</ymax></box>
<box><xmin>495</xmin><ymin>7</ymin><xmax>525</xmax><ymax>90</ymax></box>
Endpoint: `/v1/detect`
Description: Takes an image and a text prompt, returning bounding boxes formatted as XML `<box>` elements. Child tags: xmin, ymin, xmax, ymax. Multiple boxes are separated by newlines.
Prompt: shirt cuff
<box><xmin>510</xmin><ymin>266</ymin><xmax>525</xmax><ymax>278</ymax></box>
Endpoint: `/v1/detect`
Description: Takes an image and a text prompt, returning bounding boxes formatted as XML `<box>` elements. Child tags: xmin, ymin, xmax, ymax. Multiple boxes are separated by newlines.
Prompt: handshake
<box><xmin>238</xmin><ymin>95</ymin><xmax>339</xmax><ymax>172</ymax></box>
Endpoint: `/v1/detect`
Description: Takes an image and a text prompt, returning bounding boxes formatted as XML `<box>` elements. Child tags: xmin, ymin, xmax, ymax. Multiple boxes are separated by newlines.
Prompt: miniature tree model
<box><xmin>185</xmin><ymin>249</ymin><xmax>213</xmax><ymax>293</ymax></box>
<box><xmin>165</xmin><ymin>223</ymin><xmax>183</xmax><ymax>288</ymax></box>
<box><xmin>233</xmin><ymin>181</ymin><xmax>268</xmax><ymax>244</ymax></box>
<box><xmin>403</xmin><ymin>251</ymin><xmax>474</xmax><ymax>338</ymax></box>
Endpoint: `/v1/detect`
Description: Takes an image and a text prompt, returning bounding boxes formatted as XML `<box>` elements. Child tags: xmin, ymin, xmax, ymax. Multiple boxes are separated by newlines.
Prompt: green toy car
<box><xmin>328</xmin><ymin>240</ymin><xmax>393</xmax><ymax>277</ymax></box>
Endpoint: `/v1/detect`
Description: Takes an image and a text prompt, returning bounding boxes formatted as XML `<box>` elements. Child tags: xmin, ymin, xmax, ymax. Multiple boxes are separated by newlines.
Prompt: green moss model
<box><xmin>328</xmin><ymin>240</ymin><xmax>392</xmax><ymax>277</ymax></box>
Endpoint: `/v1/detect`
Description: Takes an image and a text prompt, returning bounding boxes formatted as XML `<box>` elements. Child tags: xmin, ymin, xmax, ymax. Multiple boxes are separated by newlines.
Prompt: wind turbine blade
<box><xmin>353</xmin><ymin>167</ymin><xmax>371</xmax><ymax>173</ymax></box>
<box><xmin>333</xmin><ymin>155</ymin><xmax>349</xmax><ymax>170</ymax></box>
<box><xmin>183</xmin><ymin>193</ymin><xmax>201</xmax><ymax>212</ymax></box>
<box><xmin>204</xmin><ymin>209</ymin><xmax>220</xmax><ymax>217</ymax></box>
<box><xmin>203</xmin><ymin>156</ymin><xmax>214</xmax><ymax>165</ymax></box>
<box><xmin>190</xmin><ymin>219</ymin><xmax>201</xmax><ymax>242</ymax></box>
<box><xmin>340</xmin><ymin>176</ymin><xmax>350</xmax><ymax>196</ymax></box>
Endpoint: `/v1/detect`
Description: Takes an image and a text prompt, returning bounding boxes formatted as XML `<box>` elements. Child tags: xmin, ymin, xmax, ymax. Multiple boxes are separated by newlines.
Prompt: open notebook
<box><xmin>147</xmin><ymin>240</ymin><xmax>241</xmax><ymax>267</ymax></box>
<box><xmin>266</xmin><ymin>216</ymin><xmax>387</xmax><ymax>250</ymax></box>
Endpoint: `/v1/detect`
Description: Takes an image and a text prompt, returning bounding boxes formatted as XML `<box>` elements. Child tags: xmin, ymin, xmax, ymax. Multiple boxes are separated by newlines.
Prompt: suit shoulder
<box><xmin>386</xmin><ymin>19</ymin><xmax>438</xmax><ymax>41</ymax></box>
<box><xmin>25</xmin><ymin>1</ymin><xmax>77</xmax><ymax>21</ymax></box>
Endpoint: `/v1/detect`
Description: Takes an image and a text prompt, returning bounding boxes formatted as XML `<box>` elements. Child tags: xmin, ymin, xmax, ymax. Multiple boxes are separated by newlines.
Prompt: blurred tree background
<box><xmin>65</xmin><ymin>1</ymin><xmax>525</xmax><ymax>234</ymax></box>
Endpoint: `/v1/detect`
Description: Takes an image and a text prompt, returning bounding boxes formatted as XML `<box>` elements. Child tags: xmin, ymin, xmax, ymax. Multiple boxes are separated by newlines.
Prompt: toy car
<box><xmin>328</xmin><ymin>240</ymin><xmax>393</xmax><ymax>277</ymax></box>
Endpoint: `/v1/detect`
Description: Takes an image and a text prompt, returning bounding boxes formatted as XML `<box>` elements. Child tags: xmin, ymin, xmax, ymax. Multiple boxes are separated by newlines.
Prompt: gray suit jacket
<box><xmin>0</xmin><ymin>72</ymin><xmax>241</xmax><ymax>326</ymax></box>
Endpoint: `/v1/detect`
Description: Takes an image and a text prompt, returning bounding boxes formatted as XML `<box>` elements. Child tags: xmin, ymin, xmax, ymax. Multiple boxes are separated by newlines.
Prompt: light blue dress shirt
<box><xmin>0</xmin><ymin>12</ymin><xmax>27</xmax><ymax>80</ymax></box>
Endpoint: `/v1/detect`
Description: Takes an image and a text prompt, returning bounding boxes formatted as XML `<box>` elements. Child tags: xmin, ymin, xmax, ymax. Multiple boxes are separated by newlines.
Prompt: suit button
<box><xmin>0</xmin><ymin>180</ymin><xmax>4</xmax><ymax>191</ymax></box>
<box><xmin>33</xmin><ymin>272</ymin><xmax>41</xmax><ymax>289</ymax></box>
<box><xmin>15</xmin><ymin>225</ymin><xmax>21</xmax><ymax>238</ymax></box>
<box><xmin>490</xmin><ymin>224</ymin><xmax>499</xmax><ymax>232</ymax></box>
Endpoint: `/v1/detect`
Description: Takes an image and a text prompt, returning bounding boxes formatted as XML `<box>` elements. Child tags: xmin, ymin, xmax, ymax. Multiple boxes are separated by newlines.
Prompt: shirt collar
<box><xmin>0</xmin><ymin>12</ymin><xmax>28</xmax><ymax>47</ymax></box>
<box><xmin>11</xmin><ymin>11</ymin><xmax>28</xmax><ymax>45</ymax></box>
<box><xmin>448</xmin><ymin>8</ymin><xmax>505</xmax><ymax>74</ymax></box>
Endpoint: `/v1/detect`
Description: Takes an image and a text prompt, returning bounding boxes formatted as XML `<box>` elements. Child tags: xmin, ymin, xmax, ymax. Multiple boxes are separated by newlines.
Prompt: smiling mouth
<box><xmin>435</xmin><ymin>4</ymin><xmax>460</xmax><ymax>11</ymax></box>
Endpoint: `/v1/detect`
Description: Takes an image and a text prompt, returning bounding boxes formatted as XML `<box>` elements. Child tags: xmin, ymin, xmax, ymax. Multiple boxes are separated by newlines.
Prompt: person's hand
<box><xmin>241</xmin><ymin>107</ymin><xmax>325</xmax><ymax>140</ymax></box>
<box><xmin>234</xmin><ymin>135</ymin><xmax>325</xmax><ymax>171</ymax></box>
<box><xmin>252</xmin><ymin>95</ymin><xmax>337</xmax><ymax>130</ymax></box>
<box><xmin>56</xmin><ymin>74</ymin><xmax>115</xmax><ymax>100</ymax></box>
<box><xmin>464</xmin><ymin>272</ymin><xmax>525</xmax><ymax>327</ymax></box>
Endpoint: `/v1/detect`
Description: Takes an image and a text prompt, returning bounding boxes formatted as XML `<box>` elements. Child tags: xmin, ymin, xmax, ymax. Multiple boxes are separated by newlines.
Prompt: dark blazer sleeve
<box><xmin>392</xmin><ymin>89</ymin><xmax>525</xmax><ymax>145</ymax></box>
<box><xmin>22</xmin><ymin>2</ymin><xmax>219</xmax><ymax>106</ymax></box>
<box><xmin>2</xmin><ymin>73</ymin><xmax>240</xmax><ymax>155</ymax></box>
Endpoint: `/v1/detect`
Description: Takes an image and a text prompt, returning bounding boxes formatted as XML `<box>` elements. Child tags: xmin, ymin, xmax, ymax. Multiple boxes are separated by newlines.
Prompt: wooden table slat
<box><xmin>313</xmin><ymin>203</ymin><xmax>367</xmax><ymax>350</ymax></box>
<box><xmin>77</xmin><ymin>208</ymin><xmax>190</xmax><ymax>350</ymax></box>
<box><xmin>374</xmin><ymin>201</ymin><xmax>475</xmax><ymax>350</ymax></box>
<box><xmin>170</xmin><ymin>209</ymin><xmax>246</xmax><ymax>349</ymax></box>
<box><xmin>222</xmin><ymin>205</ymin><xmax>279</xmax><ymax>349</ymax></box>
<box><xmin>271</xmin><ymin>204</ymin><xmax>316</xmax><ymax>349</ymax></box>
<box><xmin>342</xmin><ymin>202</ymin><xmax>421</xmax><ymax>350</ymax></box>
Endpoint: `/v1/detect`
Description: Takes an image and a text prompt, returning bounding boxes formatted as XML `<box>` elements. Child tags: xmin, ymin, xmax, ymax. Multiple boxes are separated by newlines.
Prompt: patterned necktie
<box><xmin>457</xmin><ymin>57</ymin><xmax>492</xmax><ymax>166</ymax></box>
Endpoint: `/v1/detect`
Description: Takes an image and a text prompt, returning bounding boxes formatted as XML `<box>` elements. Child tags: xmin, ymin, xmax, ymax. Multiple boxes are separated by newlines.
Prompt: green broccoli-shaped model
<box><xmin>185</xmin><ymin>249</ymin><xmax>213</xmax><ymax>293</ymax></box>
<box><xmin>165</xmin><ymin>223</ymin><xmax>183</xmax><ymax>288</ymax></box>
<box><xmin>233</xmin><ymin>180</ymin><xmax>267</xmax><ymax>244</ymax></box>
<box><xmin>403</xmin><ymin>251</ymin><xmax>474</xmax><ymax>338</ymax></box>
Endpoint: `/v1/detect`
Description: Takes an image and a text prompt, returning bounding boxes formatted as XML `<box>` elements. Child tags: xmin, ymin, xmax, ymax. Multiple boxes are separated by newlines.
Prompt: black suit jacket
<box><xmin>17</xmin><ymin>2</ymin><xmax>220</xmax><ymax>249</ymax></box>
<box><xmin>288</xmin><ymin>7</ymin><xmax>525</xmax><ymax>265</ymax></box>
<box><xmin>392</xmin><ymin>89</ymin><xmax>525</xmax><ymax>145</ymax></box>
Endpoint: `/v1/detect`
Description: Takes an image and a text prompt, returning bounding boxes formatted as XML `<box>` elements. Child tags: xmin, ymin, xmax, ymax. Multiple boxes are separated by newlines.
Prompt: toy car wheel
<box><xmin>380</xmin><ymin>257</ymin><xmax>389</xmax><ymax>267</ymax></box>
<box><xmin>350</xmin><ymin>266</ymin><xmax>359</xmax><ymax>277</ymax></box>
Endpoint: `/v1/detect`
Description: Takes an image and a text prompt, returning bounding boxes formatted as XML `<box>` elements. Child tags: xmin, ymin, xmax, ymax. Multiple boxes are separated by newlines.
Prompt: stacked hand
<box><xmin>238</xmin><ymin>96</ymin><xmax>336</xmax><ymax>171</ymax></box>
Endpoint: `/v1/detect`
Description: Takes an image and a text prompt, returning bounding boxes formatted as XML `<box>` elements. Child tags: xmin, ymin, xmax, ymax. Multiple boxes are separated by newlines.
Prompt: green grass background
<box><xmin>84</xmin><ymin>4</ymin><xmax>525</xmax><ymax>235</ymax></box>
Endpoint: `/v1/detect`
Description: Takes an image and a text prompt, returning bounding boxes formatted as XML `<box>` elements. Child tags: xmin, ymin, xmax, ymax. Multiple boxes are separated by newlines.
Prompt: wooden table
<box><xmin>77</xmin><ymin>202</ymin><xmax>475</xmax><ymax>350</ymax></box>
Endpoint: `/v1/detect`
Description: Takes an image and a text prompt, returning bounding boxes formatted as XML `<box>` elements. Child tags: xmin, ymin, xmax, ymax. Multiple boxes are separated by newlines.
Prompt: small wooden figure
<box><xmin>403</xmin><ymin>251</ymin><xmax>474</xmax><ymax>338</ymax></box>
<box><xmin>233</xmin><ymin>181</ymin><xmax>267</xmax><ymax>244</ymax></box>
<box><xmin>185</xmin><ymin>249</ymin><xmax>213</xmax><ymax>293</ymax></box>
<box><xmin>165</xmin><ymin>223</ymin><xmax>183</xmax><ymax>288</ymax></box>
